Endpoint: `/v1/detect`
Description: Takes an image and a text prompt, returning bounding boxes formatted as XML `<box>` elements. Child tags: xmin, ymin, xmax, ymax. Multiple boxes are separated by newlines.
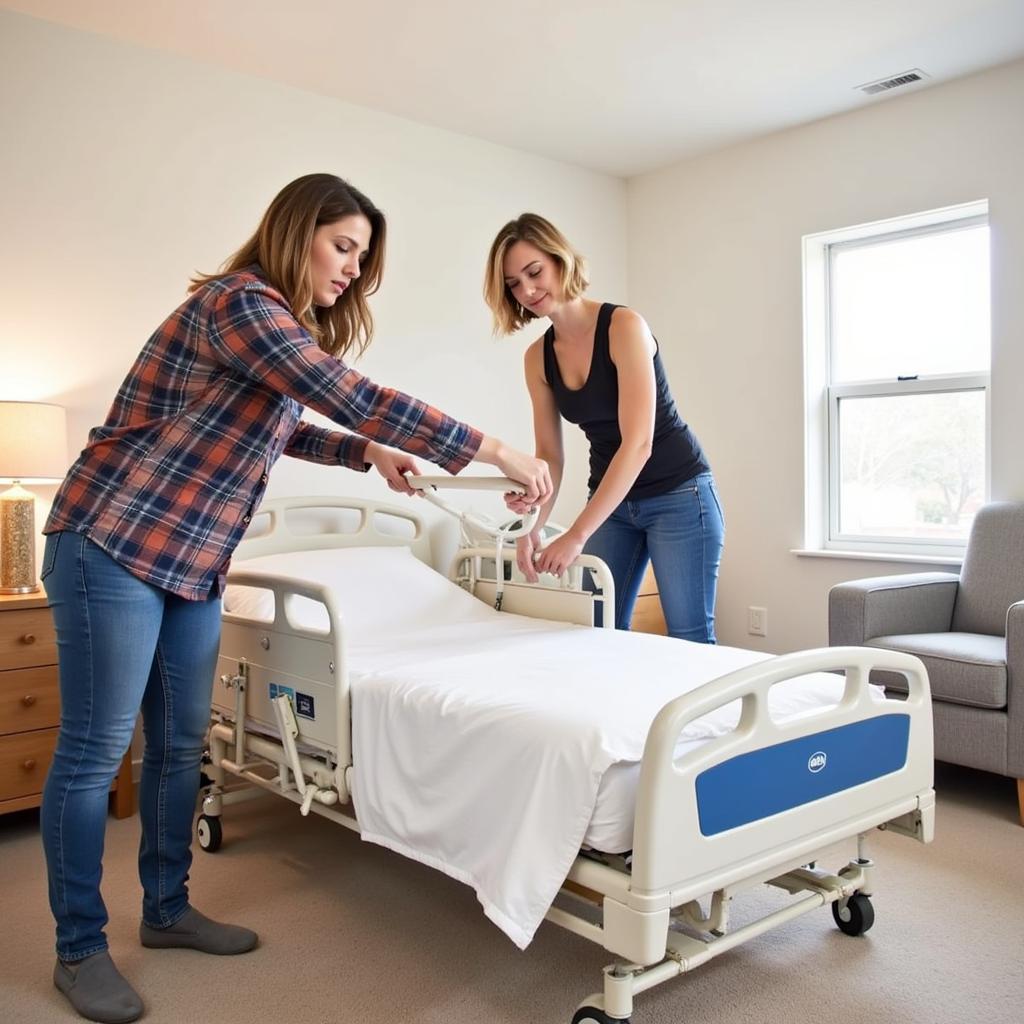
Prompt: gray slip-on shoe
<box><xmin>139</xmin><ymin>906</ymin><xmax>258</xmax><ymax>955</ymax></box>
<box><xmin>53</xmin><ymin>950</ymin><xmax>144</xmax><ymax>1023</ymax></box>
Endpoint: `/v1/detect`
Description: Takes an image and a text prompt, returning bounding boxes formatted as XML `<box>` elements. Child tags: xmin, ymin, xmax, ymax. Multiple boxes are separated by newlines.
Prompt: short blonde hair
<box><xmin>484</xmin><ymin>213</ymin><xmax>589</xmax><ymax>335</ymax></box>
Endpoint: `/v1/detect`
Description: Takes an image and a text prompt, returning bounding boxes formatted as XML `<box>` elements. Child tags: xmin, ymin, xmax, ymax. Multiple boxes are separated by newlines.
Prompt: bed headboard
<box><xmin>235</xmin><ymin>495</ymin><xmax>432</xmax><ymax>564</ymax></box>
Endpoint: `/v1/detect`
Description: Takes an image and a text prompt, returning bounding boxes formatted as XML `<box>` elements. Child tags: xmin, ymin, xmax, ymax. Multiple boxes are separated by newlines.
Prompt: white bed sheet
<box><xmin>225</xmin><ymin>547</ymin><xmax>874</xmax><ymax>949</ymax></box>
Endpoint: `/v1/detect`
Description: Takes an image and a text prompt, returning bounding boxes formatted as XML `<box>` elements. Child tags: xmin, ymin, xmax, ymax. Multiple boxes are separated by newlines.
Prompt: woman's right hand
<box><xmin>490</xmin><ymin>443</ymin><xmax>552</xmax><ymax>507</ymax></box>
<box><xmin>515</xmin><ymin>530</ymin><xmax>543</xmax><ymax>583</ymax></box>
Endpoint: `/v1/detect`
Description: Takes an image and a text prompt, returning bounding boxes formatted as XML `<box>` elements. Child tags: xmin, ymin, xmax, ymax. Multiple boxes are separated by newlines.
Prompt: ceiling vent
<box><xmin>856</xmin><ymin>69</ymin><xmax>930</xmax><ymax>95</ymax></box>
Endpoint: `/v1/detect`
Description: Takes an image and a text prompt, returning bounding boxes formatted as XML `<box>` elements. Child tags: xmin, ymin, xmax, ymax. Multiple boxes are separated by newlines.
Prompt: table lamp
<box><xmin>0</xmin><ymin>402</ymin><xmax>69</xmax><ymax>594</ymax></box>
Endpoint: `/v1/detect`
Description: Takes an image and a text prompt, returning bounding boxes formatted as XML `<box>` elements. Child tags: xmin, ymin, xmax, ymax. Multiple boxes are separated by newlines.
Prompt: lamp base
<box><xmin>1</xmin><ymin>482</ymin><xmax>39</xmax><ymax>594</ymax></box>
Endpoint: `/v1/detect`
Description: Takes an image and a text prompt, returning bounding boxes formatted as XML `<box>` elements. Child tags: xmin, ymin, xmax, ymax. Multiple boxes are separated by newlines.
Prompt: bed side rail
<box><xmin>629</xmin><ymin>646</ymin><xmax>933</xmax><ymax>903</ymax></box>
<box><xmin>450</xmin><ymin>546</ymin><xmax>616</xmax><ymax>627</ymax></box>
<box><xmin>222</xmin><ymin>573</ymin><xmax>342</xmax><ymax>634</ymax></box>
<box><xmin>223</xmin><ymin>570</ymin><xmax>342</xmax><ymax>637</ymax></box>
<box><xmin>218</xmin><ymin>569</ymin><xmax>351</xmax><ymax>778</ymax></box>
<box><xmin>236</xmin><ymin>495</ymin><xmax>430</xmax><ymax>562</ymax></box>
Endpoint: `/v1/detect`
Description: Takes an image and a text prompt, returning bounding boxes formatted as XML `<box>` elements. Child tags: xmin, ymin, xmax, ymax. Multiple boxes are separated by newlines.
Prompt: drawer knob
<box><xmin>22</xmin><ymin>759</ymin><xmax>37</xmax><ymax>771</ymax></box>
<box><xmin>20</xmin><ymin>633</ymin><xmax>37</xmax><ymax>645</ymax></box>
<box><xmin>22</xmin><ymin>694</ymin><xmax>37</xmax><ymax>707</ymax></box>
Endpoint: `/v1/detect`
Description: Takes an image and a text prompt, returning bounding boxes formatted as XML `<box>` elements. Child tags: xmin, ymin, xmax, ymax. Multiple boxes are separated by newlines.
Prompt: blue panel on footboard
<box><xmin>695</xmin><ymin>713</ymin><xmax>910</xmax><ymax>836</ymax></box>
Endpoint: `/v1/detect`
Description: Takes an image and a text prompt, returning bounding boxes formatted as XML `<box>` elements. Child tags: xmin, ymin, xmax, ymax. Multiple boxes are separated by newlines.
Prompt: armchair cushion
<box><xmin>867</xmin><ymin>632</ymin><xmax>1007</xmax><ymax>709</ymax></box>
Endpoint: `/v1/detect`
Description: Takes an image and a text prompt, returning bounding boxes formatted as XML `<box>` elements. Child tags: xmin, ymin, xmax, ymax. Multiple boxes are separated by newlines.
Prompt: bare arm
<box><xmin>534</xmin><ymin>309</ymin><xmax>656</xmax><ymax>576</ymax></box>
<box><xmin>512</xmin><ymin>340</ymin><xmax>565</xmax><ymax>580</ymax></box>
<box><xmin>473</xmin><ymin>432</ymin><xmax>552</xmax><ymax>505</ymax></box>
<box><xmin>527</xmin><ymin>340</ymin><xmax>565</xmax><ymax>525</ymax></box>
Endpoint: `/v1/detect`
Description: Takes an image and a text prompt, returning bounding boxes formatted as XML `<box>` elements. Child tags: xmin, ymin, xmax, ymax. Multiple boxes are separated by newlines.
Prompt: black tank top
<box><xmin>543</xmin><ymin>303</ymin><xmax>709</xmax><ymax>500</ymax></box>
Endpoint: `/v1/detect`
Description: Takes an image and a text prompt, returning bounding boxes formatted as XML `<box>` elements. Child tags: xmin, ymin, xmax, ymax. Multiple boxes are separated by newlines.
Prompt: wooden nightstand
<box><xmin>0</xmin><ymin>592</ymin><xmax>134</xmax><ymax>818</ymax></box>
<box><xmin>630</xmin><ymin>564</ymin><xmax>667</xmax><ymax>635</ymax></box>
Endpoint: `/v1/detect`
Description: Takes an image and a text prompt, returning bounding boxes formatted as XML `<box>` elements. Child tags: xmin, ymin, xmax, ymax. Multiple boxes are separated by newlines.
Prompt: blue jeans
<box><xmin>584</xmin><ymin>472</ymin><xmax>725</xmax><ymax>643</ymax></box>
<box><xmin>40</xmin><ymin>532</ymin><xmax>221</xmax><ymax>962</ymax></box>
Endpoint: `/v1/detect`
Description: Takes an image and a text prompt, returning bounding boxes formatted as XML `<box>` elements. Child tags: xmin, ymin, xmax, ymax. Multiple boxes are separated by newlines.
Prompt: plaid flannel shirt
<box><xmin>45</xmin><ymin>269</ymin><xmax>482</xmax><ymax>599</ymax></box>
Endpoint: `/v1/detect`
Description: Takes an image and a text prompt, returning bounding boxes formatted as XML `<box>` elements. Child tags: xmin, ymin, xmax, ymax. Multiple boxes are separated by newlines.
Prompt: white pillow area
<box><xmin>223</xmin><ymin>545</ymin><xmax>497</xmax><ymax>638</ymax></box>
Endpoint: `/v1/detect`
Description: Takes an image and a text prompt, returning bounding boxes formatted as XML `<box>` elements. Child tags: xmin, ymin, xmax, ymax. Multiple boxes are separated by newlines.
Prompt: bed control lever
<box><xmin>228</xmin><ymin>660</ymin><xmax>249</xmax><ymax>766</ymax></box>
<box><xmin>271</xmin><ymin>694</ymin><xmax>339</xmax><ymax>816</ymax></box>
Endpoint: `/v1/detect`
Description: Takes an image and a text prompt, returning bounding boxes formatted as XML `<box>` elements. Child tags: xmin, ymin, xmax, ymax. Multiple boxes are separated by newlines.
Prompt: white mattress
<box><xmin>586</xmin><ymin>759</ymin><xmax>645</xmax><ymax>853</ymax></box>
<box><xmin>224</xmin><ymin>545</ymin><xmax>876</xmax><ymax>947</ymax></box>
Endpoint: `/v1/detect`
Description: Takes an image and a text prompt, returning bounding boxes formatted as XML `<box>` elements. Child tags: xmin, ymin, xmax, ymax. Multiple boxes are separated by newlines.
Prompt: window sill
<box><xmin>792</xmin><ymin>548</ymin><xmax>962</xmax><ymax>568</ymax></box>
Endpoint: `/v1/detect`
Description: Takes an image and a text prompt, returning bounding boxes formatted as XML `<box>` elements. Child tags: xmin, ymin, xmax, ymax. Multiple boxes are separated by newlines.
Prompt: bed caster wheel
<box><xmin>197</xmin><ymin>814</ymin><xmax>223</xmax><ymax>853</ymax></box>
<box><xmin>571</xmin><ymin>1007</ymin><xmax>630</xmax><ymax>1024</ymax></box>
<box><xmin>832</xmin><ymin>893</ymin><xmax>874</xmax><ymax>936</ymax></box>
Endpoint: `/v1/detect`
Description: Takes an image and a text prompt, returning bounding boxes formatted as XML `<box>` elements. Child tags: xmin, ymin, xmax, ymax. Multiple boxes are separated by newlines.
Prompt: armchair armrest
<box><xmin>828</xmin><ymin>572</ymin><xmax>960</xmax><ymax>646</ymax></box>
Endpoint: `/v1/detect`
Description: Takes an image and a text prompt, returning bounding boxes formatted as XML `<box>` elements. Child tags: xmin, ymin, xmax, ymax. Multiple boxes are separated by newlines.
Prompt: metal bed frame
<box><xmin>198</xmin><ymin>491</ymin><xmax>935</xmax><ymax>1023</ymax></box>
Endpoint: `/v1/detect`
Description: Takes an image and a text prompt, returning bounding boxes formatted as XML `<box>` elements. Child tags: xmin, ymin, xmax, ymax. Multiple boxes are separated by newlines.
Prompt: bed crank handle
<box><xmin>406</xmin><ymin>474</ymin><xmax>540</xmax><ymax>541</ymax></box>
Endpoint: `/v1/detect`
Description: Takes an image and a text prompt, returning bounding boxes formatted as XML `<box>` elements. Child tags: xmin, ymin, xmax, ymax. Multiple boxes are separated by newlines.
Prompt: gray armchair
<box><xmin>829</xmin><ymin>501</ymin><xmax>1024</xmax><ymax>826</ymax></box>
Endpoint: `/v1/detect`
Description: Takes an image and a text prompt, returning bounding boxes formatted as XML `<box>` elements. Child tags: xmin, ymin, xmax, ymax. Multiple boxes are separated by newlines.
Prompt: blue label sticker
<box><xmin>295</xmin><ymin>692</ymin><xmax>315</xmax><ymax>720</ymax></box>
<box><xmin>268</xmin><ymin>683</ymin><xmax>295</xmax><ymax>703</ymax></box>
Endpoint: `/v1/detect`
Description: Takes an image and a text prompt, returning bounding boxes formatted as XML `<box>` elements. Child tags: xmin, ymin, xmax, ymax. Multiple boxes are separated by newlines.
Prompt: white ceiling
<box><xmin>5</xmin><ymin>0</ymin><xmax>1024</xmax><ymax>177</ymax></box>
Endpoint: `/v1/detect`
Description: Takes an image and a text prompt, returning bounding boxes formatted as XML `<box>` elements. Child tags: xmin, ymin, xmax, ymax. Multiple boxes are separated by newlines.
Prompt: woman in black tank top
<box><xmin>484</xmin><ymin>214</ymin><xmax>724</xmax><ymax>643</ymax></box>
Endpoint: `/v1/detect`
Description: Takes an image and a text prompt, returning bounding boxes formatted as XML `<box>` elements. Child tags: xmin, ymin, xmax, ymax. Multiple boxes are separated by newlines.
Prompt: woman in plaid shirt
<box><xmin>40</xmin><ymin>173</ymin><xmax>551</xmax><ymax>1024</ymax></box>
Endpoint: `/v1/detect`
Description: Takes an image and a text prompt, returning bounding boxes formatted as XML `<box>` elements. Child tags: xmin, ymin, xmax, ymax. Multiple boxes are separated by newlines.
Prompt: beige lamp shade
<box><xmin>0</xmin><ymin>402</ymin><xmax>69</xmax><ymax>482</ymax></box>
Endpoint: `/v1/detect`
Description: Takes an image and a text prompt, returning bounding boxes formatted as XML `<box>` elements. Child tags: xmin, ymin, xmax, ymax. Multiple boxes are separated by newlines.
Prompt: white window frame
<box><xmin>802</xmin><ymin>200</ymin><xmax>990</xmax><ymax>562</ymax></box>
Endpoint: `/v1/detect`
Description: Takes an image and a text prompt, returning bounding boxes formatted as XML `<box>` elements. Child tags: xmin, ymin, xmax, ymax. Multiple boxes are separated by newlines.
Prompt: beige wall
<box><xmin>4</xmin><ymin>13</ymin><xmax>1022</xmax><ymax>656</ymax></box>
<box><xmin>0</xmin><ymin>11</ymin><xmax>626</xmax><ymax>569</ymax></box>
<box><xmin>627</xmin><ymin>58</ymin><xmax>1024</xmax><ymax>652</ymax></box>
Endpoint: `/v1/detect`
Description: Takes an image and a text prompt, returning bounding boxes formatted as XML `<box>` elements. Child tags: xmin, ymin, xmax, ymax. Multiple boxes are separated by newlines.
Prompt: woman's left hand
<box><xmin>504</xmin><ymin>490</ymin><xmax>535</xmax><ymax>515</ymax></box>
<box><xmin>367</xmin><ymin>442</ymin><xmax>420</xmax><ymax>495</ymax></box>
<box><xmin>533</xmin><ymin>530</ymin><xmax>585</xmax><ymax>578</ymax></box>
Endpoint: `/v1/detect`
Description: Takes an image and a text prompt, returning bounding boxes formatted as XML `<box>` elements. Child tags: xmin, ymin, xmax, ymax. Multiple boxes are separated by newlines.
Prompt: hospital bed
<box><xmin>200</xmin><ymin>490</ymin><xmax>935</xmax><ymax>1024</ymax></box>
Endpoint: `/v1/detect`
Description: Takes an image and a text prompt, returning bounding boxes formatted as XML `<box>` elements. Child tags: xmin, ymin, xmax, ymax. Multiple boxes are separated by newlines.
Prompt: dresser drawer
<box><xmin>0</xmin><ymin>607</ymin><xmax>57</xmax><ymax>670</ymax></box>
<box><xmin>0</xmin><ymin>665</ymin><xmax>61</xmax><ymax>735</ymax></box>
<box><xmin>0</xmin><ymin>728</ymin><xmax>58</xmax><ymax>801</ymax></box>
<box><xmin>631</xmin><ymin>594</ymin><xmax>667</xmax><ymax>635</ymax></box>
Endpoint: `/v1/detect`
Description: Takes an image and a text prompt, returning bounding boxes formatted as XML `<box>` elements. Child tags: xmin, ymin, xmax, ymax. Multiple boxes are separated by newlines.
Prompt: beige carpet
<box><xmin>1</xmin><ymin>763</ymin><xmax>1021</xmax><ymax>1024</ymax></box>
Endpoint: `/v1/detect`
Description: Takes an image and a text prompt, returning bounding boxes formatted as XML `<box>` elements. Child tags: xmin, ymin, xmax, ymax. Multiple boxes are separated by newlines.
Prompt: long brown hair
<box><xmin>483</xmin><ymin>213</ymin><xmax>589</xmax><ymax>335</ymax></box>
<box><xmin>191</xmin><ymin>173</ymin><xmax>387</xmax><ymax>359</ymax></box>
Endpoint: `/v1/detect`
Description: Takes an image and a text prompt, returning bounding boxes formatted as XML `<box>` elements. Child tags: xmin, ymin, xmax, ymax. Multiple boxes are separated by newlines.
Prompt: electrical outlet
<box><xmin>748</xmin><ymin>606</ymin><xmax>767</xmax><ymax>637</ymax></box>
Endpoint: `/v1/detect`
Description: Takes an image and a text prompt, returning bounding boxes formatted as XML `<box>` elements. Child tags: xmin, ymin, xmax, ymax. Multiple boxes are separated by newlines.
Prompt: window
<box><xmin>803</xmin><ymin>202</ymin><xmax>990</xmax><ymax>560</ymax></box>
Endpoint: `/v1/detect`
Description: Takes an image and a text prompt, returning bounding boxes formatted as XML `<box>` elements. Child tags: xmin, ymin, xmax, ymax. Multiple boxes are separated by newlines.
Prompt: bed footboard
<box><xmin>556</xmin><ymin>647</ymin><xmax>934</xmax><ymax>1020</ymax></box>
<box><xmin>589</xmin><ymin>646</ymin><xmax>932</xmax><ymax>969</ymax></box>
<box><xmin>632</xmin><ymin>646</ymin><xmax>932</xmax><ymax>901</ymax></box>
